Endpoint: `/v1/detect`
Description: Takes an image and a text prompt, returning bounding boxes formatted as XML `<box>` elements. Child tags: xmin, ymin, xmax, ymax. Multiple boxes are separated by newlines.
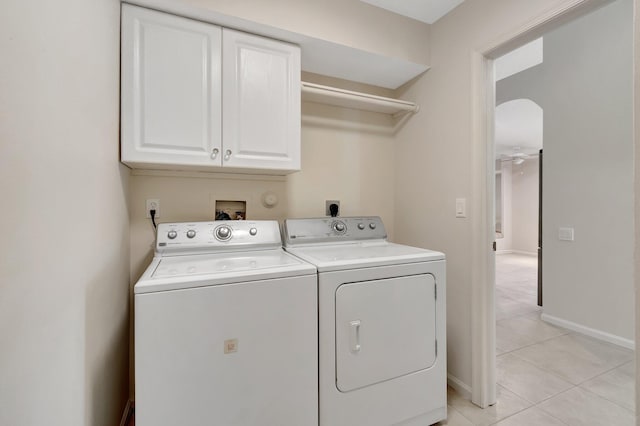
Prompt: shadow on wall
<box><xmin>85</xmin><ymin>253</ymin><xmax>130</xmax><ymax>426</ymax></box>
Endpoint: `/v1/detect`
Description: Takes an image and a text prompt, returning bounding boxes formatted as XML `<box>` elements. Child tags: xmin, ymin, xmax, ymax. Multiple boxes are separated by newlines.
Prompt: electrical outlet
<box><xmin>325</xmin><ymin>200</ymin><xmax>340</xmax><ymax>216</ymax></box>
<box><xmin>146</xmin><ymin>199</ymin><xmax>160</xmax><ymax>218</ymax></box>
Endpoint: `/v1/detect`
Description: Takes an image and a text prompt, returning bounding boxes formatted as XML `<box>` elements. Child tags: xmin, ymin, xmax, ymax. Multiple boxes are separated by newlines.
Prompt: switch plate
<box><xmin>558</xmin><ymin>227</ymin><xmax>574</xmax><ymax>241</ymax></box>
<box><xmin>326</xmin><ymin>200</ymin><xmax>340</xmax><ymax>216</ymax></box>
<box><xmin>146</xmin><ymin>199</ymin><xmax>160</xmax><ymax>218</ymax></box>
<box><xmin>455</xmin><ymin>198</ymin><xmax>466</xmax><ymax>218</ymax></box>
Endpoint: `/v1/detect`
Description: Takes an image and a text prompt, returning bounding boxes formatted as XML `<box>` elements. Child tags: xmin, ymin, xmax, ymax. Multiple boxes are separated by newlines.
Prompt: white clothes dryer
<box><xmin>283</xmin><ymin>217</ymin><xmax>446</xmax><ymax>426</ymax></box>
<box><xmin>134</xmin><ymin>220</ymin><xmax>317</xmax><ymax>426</ymax></box>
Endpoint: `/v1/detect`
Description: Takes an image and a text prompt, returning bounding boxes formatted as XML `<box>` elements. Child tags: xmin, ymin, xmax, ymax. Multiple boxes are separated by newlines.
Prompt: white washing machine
<box><xmin>283</xmin><ymin>217</ymin><xmax>447</xmax><ymax>426</ymax></box>
<box><xmin>134</xmin><ymin>220</ymin><xmax>318</xmax><ymax>426</ymax></box>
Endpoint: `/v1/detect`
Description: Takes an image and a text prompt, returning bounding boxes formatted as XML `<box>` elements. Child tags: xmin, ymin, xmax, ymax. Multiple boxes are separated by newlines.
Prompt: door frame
<box><xmin>468</xmin><ymin>0</ymin><xmax>626</xmax><ymax>408</ymax></box>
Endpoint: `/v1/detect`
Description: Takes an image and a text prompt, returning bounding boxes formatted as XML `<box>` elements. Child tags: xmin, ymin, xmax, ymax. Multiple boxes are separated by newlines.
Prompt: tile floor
<box><xmin>437</xmin><ymin>253</ymin><xmax>635</xmax><ymax>426</ymax></box>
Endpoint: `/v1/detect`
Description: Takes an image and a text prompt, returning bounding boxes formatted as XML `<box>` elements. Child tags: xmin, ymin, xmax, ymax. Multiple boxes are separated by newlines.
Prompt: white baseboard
<box><xmin>447</xmin><ymin>374</ymin><xmax>472</xmax><ymax>400</ymax></box>
<box><xmin>512</xmin><ymin>250</ymin><xmax>537</xmax><ymax>256</ymax></box>
<box><xmin>120</xmin><ymin>399</ymin><xmax>133</xmax><ymax>426</ymax></box>
<box><xmin>541</xmin><ymin>313</ymin><xmax>635</xmax><ymax>350</ymax></box>
<box><xmin>495</xmin><ymin>250</ymin><xmax>537</xmax><ymax>256</ymax></box>
<box><xmin>495</xmin><ymin>250</ymin><xmax>513</xmax><ymax>255</ymax></box>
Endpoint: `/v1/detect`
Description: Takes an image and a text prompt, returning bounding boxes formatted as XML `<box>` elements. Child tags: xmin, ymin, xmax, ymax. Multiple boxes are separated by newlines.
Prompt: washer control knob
<box><xmin>369</xmin><ymin>223</ymin><xmax>377</xmax><ymax>230</ymax></box>
<box><xmin>358</xmin><ymin>223</ymin><xmax>365</xmax><ymax>230</ymax></box>
<box><xmin>186</xmin><ymin>230</ymin><xmax>196</xmax><ymax>239</ymax></box>
<box><xmin>249</xmin><ymin>228</ymin><xmax>258</xmax><ymax>236</ymax></box>
<box><xmin>215</xmin><ymin>226</ymin><xmax>232</xmax><ymax>241</ymax></box>
<box><xmin>167</xmin><ymin>230</ymin><xmax>178</xmax><ymax>239</ymax></box>
<box><xmin>333</xmin><ymin>221</ymin><xmax>346</xmax><ymax>233</ymax></box>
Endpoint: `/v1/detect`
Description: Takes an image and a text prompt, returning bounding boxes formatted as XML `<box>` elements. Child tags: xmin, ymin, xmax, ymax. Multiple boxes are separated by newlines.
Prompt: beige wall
<box><xmin>0</xmin><ymin>0</ymin><xmax>130</xmax><ymax>425</ymax></box>
<box><xmin>511</xmin><ymin>158</ymin><xmax>539</xmax><ymax>254</ymax></box>
<box><xmin>495</xmin><ymin>158</ymin><xmax>539</xmax><ymax>255</ymax></box>
<box><xmin>130</xmin><ymin>102</ymin><xmax>398</xmax><ymax>282</ymax></box>
<box><xmin>394</xmin><ymin>0</ymin><xmax>615</xmax><ymax>389</ymax></box>
<box><xmin>289</xmin><ymin>103</ymin><xmax>397</xmax><ymax>232</ymax></box>
<box><xmin>496</xmin><ymin>161</ymin><xmax>513</xmax><ymax>252</ymax></box>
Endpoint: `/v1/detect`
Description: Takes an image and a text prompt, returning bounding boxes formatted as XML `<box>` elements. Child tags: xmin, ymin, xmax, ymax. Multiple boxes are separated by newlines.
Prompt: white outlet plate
<box><xmin>146</xmin><ymin>199</ymin><xmax>160</xmax><ymax>218</ymax></box>
<box><xmin>558</xmin><ymin>227</ymin><xmax>574</xmax><ymax>241</ymax></box>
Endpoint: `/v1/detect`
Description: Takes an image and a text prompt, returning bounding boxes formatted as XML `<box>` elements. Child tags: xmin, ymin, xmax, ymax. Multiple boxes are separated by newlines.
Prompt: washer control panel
<box><xmin>283</xmin><ymin>216</ymin><xmax>387</xmax><ymax>246</ymax></box>
<box><xmin>156</xmin><ymin>221</ymin><xmax>281</xmax><ymax>255</ymax></box>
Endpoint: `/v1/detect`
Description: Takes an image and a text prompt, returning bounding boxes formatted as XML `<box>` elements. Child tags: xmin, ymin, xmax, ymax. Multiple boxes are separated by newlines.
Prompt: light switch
<box><xmin>455</xmin><ymin>198</ymin><xmax>466</xmax><ymax>218</ymax></box>
<box><xmin>558</xmin><ymin>227</ymin><xmax>574</xmax><ymax>241</ymax></box>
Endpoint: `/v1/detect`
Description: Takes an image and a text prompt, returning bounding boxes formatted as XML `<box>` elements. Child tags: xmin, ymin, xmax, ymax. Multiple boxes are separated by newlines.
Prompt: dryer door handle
<box><xmin>349</xmin><ymin>320</ymin><xmax>361</xmax><ymax>353</ymax></box>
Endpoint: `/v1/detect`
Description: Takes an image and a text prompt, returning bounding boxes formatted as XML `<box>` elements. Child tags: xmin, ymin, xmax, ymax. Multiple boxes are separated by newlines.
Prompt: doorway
<box><xmin>494</xmin><ymin>92</ymin><xmax>543</xmax><ymax>311</ymax></box>
<box><xmin>470</xmin><ymin>0</ymin><xmax>636</xmax><ymax>414</ymax></box>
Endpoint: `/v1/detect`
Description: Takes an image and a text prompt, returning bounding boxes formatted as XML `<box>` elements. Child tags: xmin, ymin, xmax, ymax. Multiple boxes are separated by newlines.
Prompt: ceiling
<box><xmin>494</xmin><ymin>38</ymin><xmax>543</xmax><ymax>81</ymax></box>
<box><xmin>359</xmin><ymin>0</ymin><xmax>465</xmax><ymax>24</ymax></box>
<box><xmin>494</xmin><ymin>38</ymin><xmax>545</xmax><ymax>160</ymax></box>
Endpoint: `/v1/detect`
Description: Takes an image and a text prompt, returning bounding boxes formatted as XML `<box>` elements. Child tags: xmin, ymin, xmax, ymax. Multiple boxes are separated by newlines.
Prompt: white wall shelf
<box><xmin>301</xmin><ymin>81</ymin><xmax>419</xmax><ymax>117</ymax></box>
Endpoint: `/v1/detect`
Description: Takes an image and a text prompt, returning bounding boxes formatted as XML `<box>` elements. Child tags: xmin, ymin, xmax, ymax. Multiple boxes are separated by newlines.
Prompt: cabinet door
<box><xmin>222</xmin><ymin>29</ymin><xmax>301</xmax><ymax>171</ymax></box>
<box><xmin>121</xmin><ymin>5</ymin><xmax>222</xmax><ymax>168</ymax></box>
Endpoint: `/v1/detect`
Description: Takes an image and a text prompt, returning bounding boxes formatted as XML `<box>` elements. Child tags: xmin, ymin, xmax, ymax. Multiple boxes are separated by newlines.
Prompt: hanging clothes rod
<box><xmin>301</xmin><ymin>81</ymin><xmax>419</xmax><ymax>116</ymax></box>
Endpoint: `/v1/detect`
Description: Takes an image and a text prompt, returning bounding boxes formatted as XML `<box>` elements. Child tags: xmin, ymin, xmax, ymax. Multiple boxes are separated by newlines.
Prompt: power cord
<box><xmin>150</xmin><ymin>209</ymin><xmax>157</xmax><ymax>229</ymax></box>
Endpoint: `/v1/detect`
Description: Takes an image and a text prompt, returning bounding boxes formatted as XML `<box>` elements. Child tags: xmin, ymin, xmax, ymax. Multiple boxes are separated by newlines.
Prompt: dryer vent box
<box><xmin>215</xmin><ymin>200</ymin><xmax>246</xmax><ymax>220</ymax></box>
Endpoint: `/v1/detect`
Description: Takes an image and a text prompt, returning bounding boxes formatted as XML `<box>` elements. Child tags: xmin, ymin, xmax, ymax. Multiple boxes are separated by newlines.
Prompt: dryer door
<box><xmin>335</xmin><ymin>274</ymin><xmax>437</xmax><ymax>392</ymax></box>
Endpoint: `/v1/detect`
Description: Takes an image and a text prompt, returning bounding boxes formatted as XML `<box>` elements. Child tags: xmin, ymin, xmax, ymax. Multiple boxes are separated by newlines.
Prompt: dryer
<box><xmin>283</xmin><ymin>217</ymin><xmax>446</xmax><ymax>426</ymax></box>
<box><xmin>135</xmin><ymin>220</ymin><xmax>317</xmax><ymax>426</ymax></box>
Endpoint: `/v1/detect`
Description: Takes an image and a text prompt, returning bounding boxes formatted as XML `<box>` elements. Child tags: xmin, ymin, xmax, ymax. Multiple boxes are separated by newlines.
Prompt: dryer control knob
<box><xmin>369</xmin><ymin>223</ymin><xmax>377</xmax><ymax>230</ymax></box>
<box><xmin>333</xmin><ymin>221</ymin><xmax>346</xmax><ymax>233</ymax></box>
<box><xmin>249</xmin><ymin>228</ymin><xmax>258</xmax><ymax>236</ymax></box>
<box><xmin>167</xmin><ymin>230</ymin><xmax>178</xmax><ymax>239</ymax></box>
<box><xmin>215</xmin><ymin>226</ymin><xmax>232</xmax><ymax>241</ymax></box>
<box><xmin>358</xmin><ymin>223</ymin><xmax>365</xmax><ymax>230</ymax></box>
<box><xmin>186</xmin><ymin>230</ymin><xmax>196</xmax><ymax>239</ymax></box>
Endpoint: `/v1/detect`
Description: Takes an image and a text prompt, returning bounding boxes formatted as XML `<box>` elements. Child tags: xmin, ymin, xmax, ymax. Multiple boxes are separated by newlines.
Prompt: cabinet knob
<box><xmin>224</xmin><ymin>150</ymin><xmax>232</xmax><ymax>161</ymax></box>
<box><xmin>210</xmin><ymin>148</ymin><xmax>219</xmax><ymax>160</ymax></box>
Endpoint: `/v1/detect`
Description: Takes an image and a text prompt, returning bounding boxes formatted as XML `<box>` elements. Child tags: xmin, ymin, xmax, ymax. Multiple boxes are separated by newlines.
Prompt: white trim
<box><xmin>495</xmin><ymin>250</ymin><xmax>513</xmax><ymax>255</ymax></box>
<box><xmin>541</xmin><ymin>313</ymin><xmax>635</xmax><ymax>350</ymax></box>
<box><xmin>119</xmin><ymin>399</ymin><xmax>133</xmax><ymax>426</ymax></box>
<box><xmin>495</xmin><ymin>250</ymin><xmax>537</xmax><ymax>256</ymax></box>
<box><xmin>447</xmin><ymin>374</ymin><xmax>472</xmax><ymax>401</ymax></box>
<box><xmin>511</xmin><ymin>250</ymin><xmax>537</xmax><ymax>256</ymax></box>
<box><xmin>470</xmin><ymin>49</ymin><xmax>497</xmax><ymax>409</ymax></box>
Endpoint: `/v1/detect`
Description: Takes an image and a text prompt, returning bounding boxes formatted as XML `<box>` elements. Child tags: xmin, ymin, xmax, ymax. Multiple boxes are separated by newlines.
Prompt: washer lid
<box><xmin>285</xmin><ymin>241</ymin><xmax>444</xmax><ymax>272</ymax></box>
<box><xmin>135</xmin><ymin>249</ymin><xmax>316</xmax><ymax>294</ymax></box>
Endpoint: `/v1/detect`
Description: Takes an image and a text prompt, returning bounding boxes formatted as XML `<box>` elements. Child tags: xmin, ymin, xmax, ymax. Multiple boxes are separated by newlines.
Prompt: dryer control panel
<box><xmin>156</xmin><ymin>221</ymin><xmax>282</xmax><ymax>255</ymax></box>
<box><xmin>283</xmin><ymin>216</ymin><xmax>387</xmax><ymax>246</ymax></box>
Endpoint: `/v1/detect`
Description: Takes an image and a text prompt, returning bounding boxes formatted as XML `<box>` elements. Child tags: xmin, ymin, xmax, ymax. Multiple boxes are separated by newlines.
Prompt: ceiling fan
<box><xmin>500</xmin><ymin>147</ymin><xmax>539</xmax><ymax>165</ymax></box>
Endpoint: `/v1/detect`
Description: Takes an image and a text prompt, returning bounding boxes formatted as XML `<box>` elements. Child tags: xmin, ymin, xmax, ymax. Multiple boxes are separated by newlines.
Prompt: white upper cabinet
<box><xmin>121</xmin><ymin>5</ymin><xmax>301</xmax><ymax>174</ymax></box>
<box><xmin>222</xmin><ymin>29</ymin><xmax>301</xmax><ymax>171</ymax></box>
<box><xmin>121</xmin><ymin>4</ymin><xmax>222</xmax><ymax>168</ymax></box>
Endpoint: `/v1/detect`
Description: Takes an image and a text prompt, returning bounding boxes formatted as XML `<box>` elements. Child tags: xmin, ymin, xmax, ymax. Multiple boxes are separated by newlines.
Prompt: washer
<box><xmin>283</xmin><ymin>217</ymin><xmax>446</xmax><ymax>426</ymax></box>
<box><xmin>135</xmin><ymin>220</ymin><xmax>317</xmax><ymax>426</ymax></box>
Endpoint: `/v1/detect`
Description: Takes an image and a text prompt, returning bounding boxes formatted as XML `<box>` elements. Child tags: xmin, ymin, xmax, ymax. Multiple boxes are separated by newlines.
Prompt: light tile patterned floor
<box><xmin>436</xmin><ymin>253</ymin><xmax>635</xmax><ymax>426</ymax></box>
